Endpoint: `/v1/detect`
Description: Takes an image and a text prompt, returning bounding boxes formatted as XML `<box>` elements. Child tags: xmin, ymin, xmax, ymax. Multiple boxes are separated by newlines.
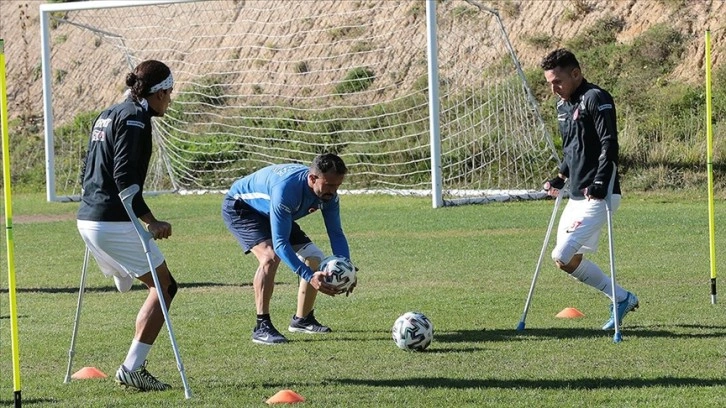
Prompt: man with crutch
<box><xmin>75</xmin><ymin>60</ymin><xmax>180</xmax><ymax>392</ymax></box>
<box><xmin>540</xmin><ymin>49</ymin><xmax>639</xmax><ymax>331</ymax></box>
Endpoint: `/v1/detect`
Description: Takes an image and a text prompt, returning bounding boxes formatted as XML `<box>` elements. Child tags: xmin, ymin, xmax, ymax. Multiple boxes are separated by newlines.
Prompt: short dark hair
<box><xmin>125</xmin><ymin>60</ymin><xmax>171</xmax><ymax>100</ymax></box>
<box><xmin>311</xmin><ymin>153</ymin><xmax>347</xmax><ymax>176</ymax></box>
<box><xmin>540</xmin><ymin>48</ymin><xmax>580</xmax><ymax>71</ymax></box>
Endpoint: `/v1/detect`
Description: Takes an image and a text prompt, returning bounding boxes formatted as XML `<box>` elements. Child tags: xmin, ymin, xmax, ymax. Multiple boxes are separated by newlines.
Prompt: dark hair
<box><xmin>540</xmin><ymin>48</ymin><xmax>580</xmax><ymax>71</ymax></box>
<box><xmin>311</xmin><ymin>153</ymin><xmax>347</xmax><ymax>176</ymax></box>
<box><xmin>125</xmin><ymin>60</ymin><xmax>171</xmax><ymax>100</ymax></box>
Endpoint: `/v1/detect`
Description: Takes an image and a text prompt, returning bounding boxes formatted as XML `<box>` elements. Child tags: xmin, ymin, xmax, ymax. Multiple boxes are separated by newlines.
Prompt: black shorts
<box><xmin>221</xmin><ymin>196</ymin><xmax>311</xmax><ymax>253</ymax></box>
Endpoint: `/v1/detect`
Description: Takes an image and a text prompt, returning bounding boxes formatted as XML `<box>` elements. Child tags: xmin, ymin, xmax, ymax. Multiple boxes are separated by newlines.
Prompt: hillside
<box><xmin>0</xmin><ymin>0</ymin><xmax>724</xmax><ymax>123</ymax></box>
<box><xmin>0</xmin><ymin>0</ymin><xmax>725</xmax><ymax>195</ymax></box>
<box><xmin>501</xmin><ymin>0</ymin><xmax>725</xmax><ymax>78</ymax></box>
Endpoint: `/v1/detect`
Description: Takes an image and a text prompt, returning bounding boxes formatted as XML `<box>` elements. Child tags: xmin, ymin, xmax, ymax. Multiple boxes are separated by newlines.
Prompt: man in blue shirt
<box><xmin>222</xmin><ymin>153</ymin><xmax>354</xmax><ymax>344</ymax></box>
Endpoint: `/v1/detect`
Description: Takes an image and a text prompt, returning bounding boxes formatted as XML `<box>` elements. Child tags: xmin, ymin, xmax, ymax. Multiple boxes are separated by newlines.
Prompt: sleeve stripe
<box><xmin>598</xmin><ymin>104</ymin><xmax>613</xmax><ymax>111</ymax></box>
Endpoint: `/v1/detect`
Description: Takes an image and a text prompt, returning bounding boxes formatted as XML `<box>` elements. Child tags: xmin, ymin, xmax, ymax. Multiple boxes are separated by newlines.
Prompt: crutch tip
<box><xmin>516</xmin><ymin>322</ymin><xmax>526</xmax><ymax>331</ymax></box>
<box><xmin>612</xmin><ymin>333</ymin><xmax>623</xmax><ymax>343</ymax></box>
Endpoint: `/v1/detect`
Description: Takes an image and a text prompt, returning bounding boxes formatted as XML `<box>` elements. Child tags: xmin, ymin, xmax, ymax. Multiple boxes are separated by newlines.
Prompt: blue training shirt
<box><xmin>227</xmin><ymin>163</ymin><xmax>350</xmax><ymax>282</ymax></box>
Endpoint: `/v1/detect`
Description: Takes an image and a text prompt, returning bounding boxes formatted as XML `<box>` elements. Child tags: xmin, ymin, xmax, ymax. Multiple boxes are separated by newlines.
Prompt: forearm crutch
<box><xmin>119</xmin><ymin>185</ymin><xmax>192</xmax><ymax>399</ymax></box>
<box><xmin>64</xmin><ymin>246</ymin><xmax>90</xmax><ymax>383</ymax></box>
<box><xmin>516</xmin><ymin>189</ymin><xmax>565</xmax><ymax>331</ymax></box>
<box><xmin>604</xmin><ymin>166</ymin><xmax>621</xmax><ymax>343</ymax></box>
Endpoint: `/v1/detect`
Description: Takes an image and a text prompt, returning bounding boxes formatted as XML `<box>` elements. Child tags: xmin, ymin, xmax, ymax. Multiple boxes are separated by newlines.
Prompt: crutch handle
<box><xmin>118</xmin><ymin>185</ymin><xmax>153</xmax><ymax>244</ymax></box>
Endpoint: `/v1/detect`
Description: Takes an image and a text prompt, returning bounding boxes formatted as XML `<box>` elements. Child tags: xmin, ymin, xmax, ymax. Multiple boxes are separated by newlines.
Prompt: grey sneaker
<box><xmin>602</xmin><ymin>292</ymin><xmax>639</xmax><ymax>330</ymax></box>
<box><xmin>252</xmin><ymin>320</ymin><xmax>288</xmax><ymax>345</ymax></box>
<box><xmin>115</xmin><ymin>361</ymin><xmax>171</xmax><ymax>391</ymax></box>
<box><xmin>288</xmin><ymin>310</ymin><xmax>332</xmax><ymax>333</ymax></box>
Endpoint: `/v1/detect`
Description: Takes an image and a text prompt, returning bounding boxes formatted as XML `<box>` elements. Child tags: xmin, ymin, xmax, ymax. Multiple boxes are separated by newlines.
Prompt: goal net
<box><xmin>40</xmin><ymin>0</ymin><xmax>558</xmax><ymax>206</ymax></box>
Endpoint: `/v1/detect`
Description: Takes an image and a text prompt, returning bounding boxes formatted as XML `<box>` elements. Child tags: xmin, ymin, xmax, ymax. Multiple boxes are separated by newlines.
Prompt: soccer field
<box><xmin>1</xmin><ymin>192</ymin><xmax>726</xmax><ymax>407</ymax></box>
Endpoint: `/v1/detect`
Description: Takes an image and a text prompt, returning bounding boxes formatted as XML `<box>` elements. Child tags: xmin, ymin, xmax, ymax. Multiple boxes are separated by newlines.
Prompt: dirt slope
<box><xmin>0</xmin><ymin>0</ymin><xmax>724</xmax><ymax>123</ymax></box>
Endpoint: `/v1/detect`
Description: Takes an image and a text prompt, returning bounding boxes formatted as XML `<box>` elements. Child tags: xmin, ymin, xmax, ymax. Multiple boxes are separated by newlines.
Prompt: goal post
<box><xmin>39</xmin><ymin>0</ymin><xmax>558</xmax><ymax>206</ymax></box>
<box><xmin>39</xmin><ymin>0</ymin><xmax>194</xmax><ymax>202</ymax></box>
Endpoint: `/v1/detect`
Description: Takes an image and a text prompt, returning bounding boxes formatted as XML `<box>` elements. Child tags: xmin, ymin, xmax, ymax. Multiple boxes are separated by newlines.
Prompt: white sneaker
<box><xmin>113</xmin><ymin>274</ymin><xmax>134</xmax><ymax>293</ymax></box>
<box><xmin>115</xmin><ymin>361</ymin><xmax>171</xmax><ymax>391</ymax></box>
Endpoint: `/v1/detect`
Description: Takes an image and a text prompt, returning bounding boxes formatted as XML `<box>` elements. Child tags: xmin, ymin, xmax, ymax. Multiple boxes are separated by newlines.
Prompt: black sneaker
<box><xmin>252</xmin><ymin>320</ymin><xmax>288</xmax><ymax>345</ymax></box>
<box><xmin>288</xmin><ymin>310</ymin><xmax>332</xmax><ymax>333</ymax></box>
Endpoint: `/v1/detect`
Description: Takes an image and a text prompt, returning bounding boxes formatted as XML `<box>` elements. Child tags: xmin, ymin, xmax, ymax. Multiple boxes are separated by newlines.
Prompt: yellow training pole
<box><xmin>0</xmin><ymin>38</ymin><xmax>23</xmax><ymax>407</ymax></box>
<box><xmin>705</xmin><ymin>30</ymin><xmax>717</xmax><ymax>305</ymax></box>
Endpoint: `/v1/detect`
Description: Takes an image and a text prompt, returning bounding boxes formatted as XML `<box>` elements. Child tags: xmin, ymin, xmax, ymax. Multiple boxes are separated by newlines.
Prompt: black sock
<box><xmin>256</xmin><ymin>314</ymin><xmax>270</xmax><ymax>328</ymax></box>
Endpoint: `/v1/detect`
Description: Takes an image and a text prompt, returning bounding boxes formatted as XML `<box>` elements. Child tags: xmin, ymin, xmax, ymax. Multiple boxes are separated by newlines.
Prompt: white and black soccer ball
<box><xmin>391</xmin><ymin>311</ymin><xmax>433</xmax><ymax>351</ymax></box>
<box><xmin>320</xmin><ymin>255</ymin><xmax>356</xmax><ymax>293</ymax></box>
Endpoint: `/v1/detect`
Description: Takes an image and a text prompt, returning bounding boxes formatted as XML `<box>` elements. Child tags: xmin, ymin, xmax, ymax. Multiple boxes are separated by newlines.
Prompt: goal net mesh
<box><xmin>43</xmin><ymin>0</ymin><xmax>558</xmax><ymax>204</ymax></box>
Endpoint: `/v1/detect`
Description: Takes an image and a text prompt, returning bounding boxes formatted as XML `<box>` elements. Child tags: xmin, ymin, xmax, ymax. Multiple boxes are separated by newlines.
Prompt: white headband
<box><xmin>148</xmin><ymin>73</ymin><xmax>174</xmax><ymax>93</ymax></box>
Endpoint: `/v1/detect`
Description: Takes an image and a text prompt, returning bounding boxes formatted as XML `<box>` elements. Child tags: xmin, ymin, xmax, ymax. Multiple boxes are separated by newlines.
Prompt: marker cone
<box><xmin>71</xmin><ymin>366</ymin><xmax>108</xmax><ymax>379</ymax></box>
<box><xmin>266</xmin><ymin>389</ymin><xmax>306</xmax><ymax>404</ymax></box>
<box><xmin>556</xmin><ymin>307</ymin><xmax>585</xmax><ymax>318</ymax></box>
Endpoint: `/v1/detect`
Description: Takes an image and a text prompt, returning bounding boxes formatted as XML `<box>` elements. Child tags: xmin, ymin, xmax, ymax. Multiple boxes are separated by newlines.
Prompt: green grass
<box><xmin>2</xmin><ymin>192</ymin><xmax>726</xmax><ymax>406</ymax></box>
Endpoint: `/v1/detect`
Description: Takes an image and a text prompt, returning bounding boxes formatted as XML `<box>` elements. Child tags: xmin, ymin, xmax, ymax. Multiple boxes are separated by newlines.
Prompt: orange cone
<box><xmin>556</xmin><ymin>307</ymin><xmax>585</xmax><ymax>318</ymax></box>
<box><xmin>266</xmin><ymin>389</ymin><xmax>306</xmax><ymax>404</ymax></box>
<box><xmin>71</xmin><ymin>366</ymin><xmax>108</xmax><ymax>379</ymax></box>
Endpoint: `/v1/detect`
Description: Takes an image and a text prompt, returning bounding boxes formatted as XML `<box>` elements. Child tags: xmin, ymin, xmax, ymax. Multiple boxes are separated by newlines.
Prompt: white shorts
<box><xmin>556</xmin><ymin>195</ymin><xmax>621</xmax><ymax>254</ymax></box>
<box><xmin>77</xmin><ymin>220</ymin><xmax>165</xmax><ymax>280</ymax></box>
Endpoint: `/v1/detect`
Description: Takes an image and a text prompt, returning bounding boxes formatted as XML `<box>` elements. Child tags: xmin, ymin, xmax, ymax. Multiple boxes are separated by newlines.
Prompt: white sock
<box><xmin>122</xmin><ymin>340</ymin><xmax>152</xmax><ymax>371</ymax></box>
<box><xmin>570</xmin><ymin>259</ymin><xmax>627</xmax><ymax>302</ymax></box>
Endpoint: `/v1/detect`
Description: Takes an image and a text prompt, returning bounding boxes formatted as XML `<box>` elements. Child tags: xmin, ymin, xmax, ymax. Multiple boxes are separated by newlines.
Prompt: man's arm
<box><xmin>113</xmin><ymin>112</ymin><xmax>151</xmax><ymax>218</ymax></box>
<box><xmin>322</xmin><ymin>197</ymin><xmax>350</xmax><ymax>260</ymax></box>
<box><xmin>555</xmin><ymin>102</ymin><xmax>570</xmax><ymax>179</ymax></box>
<box><xmin>270</xmin><ymin>192</ymin><xmax>315</xmax><ymax>281</ymax></box>
<box><xmin>587</xmin><ymin>90</ymin><xmax>618</xmax><ymax>197</ymax></box>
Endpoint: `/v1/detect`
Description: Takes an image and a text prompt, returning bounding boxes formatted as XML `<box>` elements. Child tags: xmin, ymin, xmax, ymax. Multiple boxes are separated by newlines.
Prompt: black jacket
<box><xmin>556</xmin><ymin>80</ymin><xmax>621</xmax><ymax>199</ymax></box>
<box><xmin>77</xmin><ymin>98</ymin><xmax>154</xmax><ymax>221</ymax></box>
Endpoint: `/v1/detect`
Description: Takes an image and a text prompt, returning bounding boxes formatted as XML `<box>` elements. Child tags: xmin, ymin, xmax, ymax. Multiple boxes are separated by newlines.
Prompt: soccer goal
<box><xmin>39</xmin><ymin>0</ymin><xmax>558</xmax><ymax>206</ymax></box>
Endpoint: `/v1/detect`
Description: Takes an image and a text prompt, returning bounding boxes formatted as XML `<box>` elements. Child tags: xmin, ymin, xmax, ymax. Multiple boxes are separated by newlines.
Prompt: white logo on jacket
<box><xmin>94</xmin><ymin>118</ymin><xmax>111</xmax><ymax>129</ymax></box>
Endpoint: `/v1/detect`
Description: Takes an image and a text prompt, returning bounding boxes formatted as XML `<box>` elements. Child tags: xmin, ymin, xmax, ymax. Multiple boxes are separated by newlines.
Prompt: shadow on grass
<box><xmin>0</xmin><ymin>398</ymin><xmax>57</xmax><ymax>406</ymax></box>
<box><xmin>0</xmin><ymin>281</ymin><xmax>287</xmax><ymax>295</ymax></box>
<box><xmin>259</xmin><ymin>324</ymin><xmax>726</xmax><ymax>347</ymax></box>
<box><xmin>435</xmin><ymin>326</ymin><xmax>726</xmax><ymax>342</ymax></box>
<box><xmin>327</xmin><ymin>375</ymin><xmax>726</xmax><ymax>390</ymax></box>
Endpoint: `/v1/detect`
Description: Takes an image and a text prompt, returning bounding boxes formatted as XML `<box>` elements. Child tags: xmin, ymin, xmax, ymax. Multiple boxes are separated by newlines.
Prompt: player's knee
<box><xmin>305</xmin><ymin>256</ymin><xmax>323</xmax><ymax>271</ymax></box>
<box><xmin>258</xmin><ymin>253</ymin><xmax>280</xmax><ymax>270</ymax></box>
<box><xmin>167</xmin><ymin>274</ymin><xmax>178</xmax><ymax>299</ymax></box>
<box><xmin>552</xmin><ymin>243</ymin><xmax>578</xmax><ymax>268</ymax></box>
<box><xmin>295</xmin><ymin>243</ymin><xmax>324</xmax><ymax>270</ymax></box>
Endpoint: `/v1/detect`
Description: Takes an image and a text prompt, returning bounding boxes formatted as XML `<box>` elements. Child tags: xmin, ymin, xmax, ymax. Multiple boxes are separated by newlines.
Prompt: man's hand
<box><xmin>584</xmin><ymin>181</ymin><xmax>607</xmax><ymax>200</ymax></box>
<box><xmin>345</xmin><ymin>275</ymin><xmax>358</xmax><ymax>297</ymax></box>
<box><xmin>343</xmin><ymin>262</ymin><xmax>359</xmax><ymax>296</ymax></box>
<box><xmin>309</xmin><ymin>271</ymin><xmax>338</xmax><ymax>296</ymax></box>
<box><xmin>543</xmin><ymin>176</ymin><xmax>566</xmax><ymax>197</ymax></box>
<box><xmin>147</xmin><ymin>221</ymin><xmax>172</xmax><ymax>240</ymax></box>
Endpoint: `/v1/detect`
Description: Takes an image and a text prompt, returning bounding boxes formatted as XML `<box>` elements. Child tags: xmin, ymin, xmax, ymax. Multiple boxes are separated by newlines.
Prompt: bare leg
<box><xmin>296</xmin><ymin>257</ymin><xmax>321</xmax><ymax>318</ymax></box>
<box><xmin>134</xmin><ymin>261</ymin><xmax>175</xmax><ymax>344</ymax></box>
<box><xmin>250</xmin><ymin>241</ymin><xmax>280</xmax><ymax>315</ymax></box>
<box><xmin>556</xmin><ymin>253</ymin><xmax>582</xmax><ymax>274</ymax></box>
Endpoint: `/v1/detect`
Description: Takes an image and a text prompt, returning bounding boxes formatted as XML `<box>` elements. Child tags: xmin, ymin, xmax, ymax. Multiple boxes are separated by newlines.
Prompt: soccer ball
<box><xmin>391</xmin><ymin>311</ymin><xmax>433</xmax><ymax>351</ymax></box>
<box><xmin>320</xmin><ymin>255</ymin><xmax>356</xmax><ymax>293</ymax></box>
